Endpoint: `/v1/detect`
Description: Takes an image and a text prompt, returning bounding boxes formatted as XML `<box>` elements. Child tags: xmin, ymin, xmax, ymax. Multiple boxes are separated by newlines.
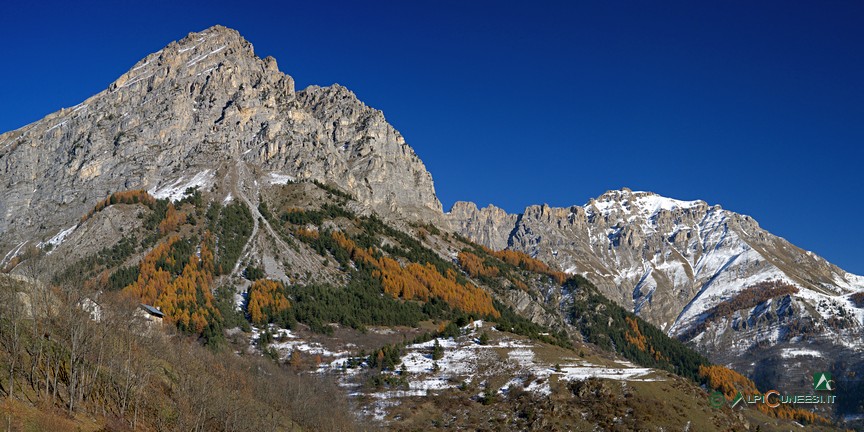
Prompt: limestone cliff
<box><xmin>0</xmin><ymin>25</ymin><xmax>441</xmax><ymax>257</ymax></box>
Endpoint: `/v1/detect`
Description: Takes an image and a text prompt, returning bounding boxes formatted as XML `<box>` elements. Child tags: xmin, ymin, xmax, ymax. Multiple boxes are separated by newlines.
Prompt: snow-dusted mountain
<box><xmin>0</xmin><ymin>23</ymin><xmax>860</xmax><ymax>426</ymax></box>
<box><xmin>450</xmin><ymin>188</ymin><xmax>863</xmax><ymax>330</ymax></box>
<box><xmin>449</xmin><ymin>188</ymin><xmax>864</xmax><ymax>408</ymax></box>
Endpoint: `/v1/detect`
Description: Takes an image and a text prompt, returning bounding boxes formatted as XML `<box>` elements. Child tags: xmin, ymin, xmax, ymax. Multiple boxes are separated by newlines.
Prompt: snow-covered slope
<box><xmin>448</xmin><ymin>188</ymin><xmax>864</xmax><ymax>415</ymax></box>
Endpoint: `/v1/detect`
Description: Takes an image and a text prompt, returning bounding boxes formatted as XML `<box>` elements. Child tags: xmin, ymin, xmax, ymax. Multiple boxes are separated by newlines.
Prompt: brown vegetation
<box><xmin>457</xmin><ymin>251</ymin><xmax>500</xmax><ymax>279</ymax></box>
<box><xmin>710</xmin><ymin>280</ymin><xmax>799</xmax><ymax>319</ymax></box>
<box><xmin>332</xmin><ymin>232</ymin><xmax>499</xmax><ymax>317</ymax></box>
<box><xmin>157</xmin><ymin>203</ymin><xmax>185</xmax><ymax>235</ymax></box>
<box><xmin>247</xmin><ymin>279</ymin><xmax>291</xmax><ymax>326</ymax></box>
<box><xmin>624</xmin><ymin>316</ymin><xmax>668</xmax><ymax>362</ymax></box>
<box><xmin>480</xmin><ymin>246</ymin><xmax>567</xmax><ymax>284</ymax></box>
<box><xmin>81</xmin><ymin>190</ymin><xmax>155</xmax><ymax>223</ymax></box>
<box><xmin>851</xmin><ymin>291</ymin><xmax>864</xmax><ymax>308</ymax></box>
<box><xmin>123</xmin><ymin>234</ymin><xmax>219</xmax><ymax>334</ymax></box>
<box><xmin>0</xmin><ymin>274</ymin><xmax>361</xmax><ymax>431</ymax></box>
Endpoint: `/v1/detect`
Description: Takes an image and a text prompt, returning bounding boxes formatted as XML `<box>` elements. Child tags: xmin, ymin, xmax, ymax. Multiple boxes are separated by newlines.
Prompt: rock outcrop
<box><xmin>0</xmin><ymin>25</ymin><xmax>441</xmax><ymax>257</ymax></box>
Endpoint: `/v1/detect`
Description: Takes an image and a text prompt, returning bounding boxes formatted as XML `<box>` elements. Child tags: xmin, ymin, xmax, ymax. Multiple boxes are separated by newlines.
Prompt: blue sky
<box><xmin>1</xmin><ymin>1</ymin><xmax>862</xmax><ymax>274</ymax></box>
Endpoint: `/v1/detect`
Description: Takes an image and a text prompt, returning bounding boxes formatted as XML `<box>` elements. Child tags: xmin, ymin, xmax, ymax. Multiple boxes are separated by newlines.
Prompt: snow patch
<box><xmin>267</xmin><ymin>172</ymin><xmax>295</xmax><ymax>185</ymax></box>
<box><xmin>38</xmin><ymin>225</ymin><xmax>77</xmax><ymax>253</ymax></box>
<box><xmin>780</xmin><ymin>348</ymin><xmax>823</xmax><ymax>359</ymax></box>
<box><xmin>252</xmin><ymin>326</ymin><xmax>348</xmax><ymax>358</ymax></box>
<box><xmin>131</xmin><ymin>59</ymin><xmax>151</xmax><ymax>71</ymax></box>
<box><xmin>148</xmin><ymin>170</ymin><xmax>213</xmax><ymax>202</ymax></box>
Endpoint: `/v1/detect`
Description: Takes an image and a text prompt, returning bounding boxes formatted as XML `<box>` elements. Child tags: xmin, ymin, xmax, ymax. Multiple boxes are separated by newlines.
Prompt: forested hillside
<box><xmin>0</xmin><ymin>181</ymin><xmax>837</xmax><ymax>430</ymax></box>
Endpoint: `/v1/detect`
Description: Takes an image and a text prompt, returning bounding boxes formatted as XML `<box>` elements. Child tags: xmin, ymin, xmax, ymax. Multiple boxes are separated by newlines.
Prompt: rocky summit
<box><xmin>0</xmin><ymin>25</ymin><xmax>441</xmax><ymax>259</ymax></box>
<box><xmin>1</xmin><ymin>25</ymin><xmax>862</xmax><ymax>429</ymax></box>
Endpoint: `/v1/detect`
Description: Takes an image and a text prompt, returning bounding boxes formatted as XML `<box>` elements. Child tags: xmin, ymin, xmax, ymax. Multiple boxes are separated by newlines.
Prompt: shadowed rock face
<box><xmin>0</xmin><ymin>25</ymin><xmax>442</xmax><ymax>254</ymax></box>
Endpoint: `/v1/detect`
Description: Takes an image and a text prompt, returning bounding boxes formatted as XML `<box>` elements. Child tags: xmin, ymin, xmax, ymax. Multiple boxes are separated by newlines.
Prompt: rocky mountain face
<box><xmin>448</xmin><ymin>189</ymin><xmax>864</xmax><ymax>414</ymax></box>
<box><xmin>0</xmin><ymin>25</ymin><xmax>441</xmax><ymax>263</ymax></box>
<box><xmin>450</xmin><ymin>189</ymin><xmax>863</xmax><ymax>327</ymax></box>
<box><xmin>2</xmin><ymin>24</ymin><xmax>863</xmax><ymax>426</ymax></box>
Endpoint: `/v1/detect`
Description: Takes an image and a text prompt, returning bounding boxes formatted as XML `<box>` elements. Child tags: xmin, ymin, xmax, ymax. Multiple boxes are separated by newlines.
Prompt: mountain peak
<box><xmin>0</xmin><ymin>26</ymin><xmax>442</xmax><ymax>251</ymax></box>
<box><xmin>109</xmin><ymin>25</ymin><xmax>265</xmax><ymax>93</ymax></box>
<box><xmin>172</xmin><ymin>25</ymin><xmax>253</xmax><ymax>57</ymax></box>
<box><xmin>586</xmin><ymin>189</ymin><xmax>705</xmax><ymax>217</ymax></box>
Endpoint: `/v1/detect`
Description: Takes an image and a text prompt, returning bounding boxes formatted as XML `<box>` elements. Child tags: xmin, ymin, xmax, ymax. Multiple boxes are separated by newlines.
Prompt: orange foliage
<box><xmin>124</xmin><ymin>234</ymin><xmax>220</xmax><ymax>334</ymax></box>
<box><xmin>247</xmin><ymin>279</ymin><xmax>291</xmax><ymax>326</ymax></box>
<box><xmin>699</xmin><ymin>365</ymin><xmax>759</xmax><ymax>399</ymax></box>
<box><xmin>82</xmin><ymin>189</ymin><xmax>155</xmax><ymax>223</ymax></box>
<box><xmin>624</xmin><ymin>317</ymin><xmax>668</xmax><ymax>362</ymax></box>
<box><xmin>510</xmin><ymin>278</ymin><xmax>529</xmax><ymax>291</ymax></box>
<box><xmin>332</xmin><ymin>232</ymin><xmax>499</xmax><ymax>317</ymax></box>
<box><xmin>624</xmin><ymin>316</ymin><xmax>647</xmax><ymax>351</ymax></box>
<box><xmin>158</xmin><ymin>203</ymin><xmax>185</xmax><ymax>235</ymax></box>
<box><xmin>294</xmin><ymin>228</ymin><xmax>319</xmax><ymax>240</ymax></box>
<box><xmin>481</xmin><ymin>246</ymin><xmax>567</xmax><ymax>284</ymax></box>
<box><xmin>457</xmin><ymin>251</ymin><xmax>500</xmax><ymax>279</ymax></box>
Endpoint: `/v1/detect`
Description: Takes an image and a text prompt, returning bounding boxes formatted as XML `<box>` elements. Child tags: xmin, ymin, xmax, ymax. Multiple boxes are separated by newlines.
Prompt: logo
<box><xmin>730</xmin><ymin>391</ymin><xmax>744</xmax><ymax>408</ymax></box>
<box><xmin>708</xmin><ymin>391</ymin><xmax>725</xmax><ymax>409</ymax></box>
<box><xmin>813</xmin><ymin>372</ymin><xmax>833</xmax><ymax>391</ymax></box>
<box><xmin>709</xmin><ymin>371</ymin><xmax>838</xmax><ymax>410</ymax></box>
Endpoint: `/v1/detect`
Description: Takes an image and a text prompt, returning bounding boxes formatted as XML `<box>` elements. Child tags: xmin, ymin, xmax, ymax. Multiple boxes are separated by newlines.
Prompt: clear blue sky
<box><xmin>1</xmin><ymin>1</ymin><xmax>862</xmax><ymax>274</ymax></box>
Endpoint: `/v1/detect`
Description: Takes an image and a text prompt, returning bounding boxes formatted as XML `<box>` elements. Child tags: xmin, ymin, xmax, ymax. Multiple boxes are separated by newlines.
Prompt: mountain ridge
<box><xmin>447</xmin><ymin>187</ymin><xmax>864</xmax><ymax>324</ymax></box>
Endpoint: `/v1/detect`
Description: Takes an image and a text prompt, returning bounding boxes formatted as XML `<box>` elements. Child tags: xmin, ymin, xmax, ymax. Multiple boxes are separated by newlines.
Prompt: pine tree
<box><xmin>478</xmin><ymin>331</ymin><xmax>490</xmax><ymax>345</ymax></box>
<box><xmin>431</xmin><ymin>339</ymin><xmax>444</xmax><ymax>360</ymax></box>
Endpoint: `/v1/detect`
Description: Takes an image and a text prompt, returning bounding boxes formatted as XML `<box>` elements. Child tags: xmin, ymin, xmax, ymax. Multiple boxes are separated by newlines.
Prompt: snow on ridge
<box><xmin>148</xmin><ymin>170</ymin><xmax>213</xmax><ymax>202</ymax></box>
<box><xmin>833</xmin><ymin>271</ymin><xmax>864</xmax><ymax>292</ymax></box>
<box><xmin>634</xmin><ymin>194</ymin><xmax>703</xmax><ymax>216</ymax></box>
<box><xmin>585</xmin><ymin>189</ymin><xmax>704</xmax><ymax>219</ymax></box>
<box><xmin>120</xmin><ymin>73</ymin><xmax>153</xmax><ymax>89</ymax></box>
<box><xmin>131</xmin><ymin>59</ymin><xmax>151</xmax><ymax>71</ymax></box>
